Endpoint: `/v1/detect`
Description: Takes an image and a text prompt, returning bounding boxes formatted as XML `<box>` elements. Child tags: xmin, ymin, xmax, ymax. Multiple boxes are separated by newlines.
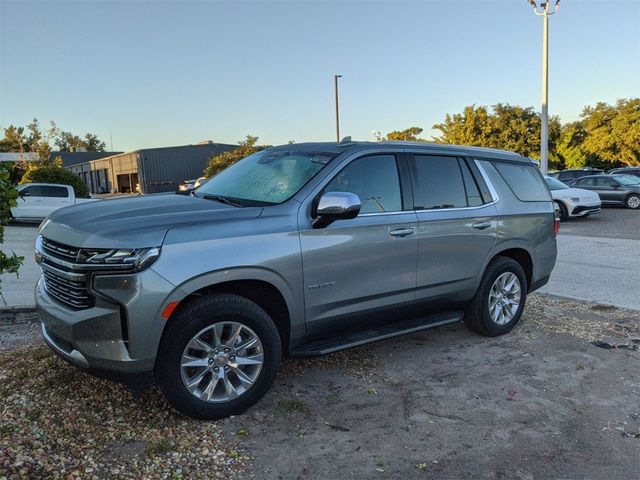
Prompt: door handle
<box><xmin>389</xmin><ymin>227</ymin><xmax>415</xmax><ymax>238</ymax></box>
<box><xmin>472</xmin><ymin>222</ymin><xmax>491</xmax><ymax>230</ymax></box>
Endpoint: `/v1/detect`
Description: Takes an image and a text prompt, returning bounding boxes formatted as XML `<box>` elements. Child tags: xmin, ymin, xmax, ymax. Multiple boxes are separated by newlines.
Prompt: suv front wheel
<box><xmin>156</xmin><ymin>293</ymin><xmax>281</xmax><ymax>420</ymax></box>
<box><xmin>464</xmin><ymin>257</ymin><xmax>527</xmax><ymax>337</ymax></box>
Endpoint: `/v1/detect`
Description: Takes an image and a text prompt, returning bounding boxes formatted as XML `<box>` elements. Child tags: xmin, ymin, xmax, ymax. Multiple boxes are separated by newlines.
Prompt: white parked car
<box><xmin>10</xmin><ymin>183</ymin><xmax>99</xmax><ymax>222</ymax></box>
<box><xmin>544</xmin><ymin>176</ymin><xmax>601</xmax><ymax>221</ymax></box>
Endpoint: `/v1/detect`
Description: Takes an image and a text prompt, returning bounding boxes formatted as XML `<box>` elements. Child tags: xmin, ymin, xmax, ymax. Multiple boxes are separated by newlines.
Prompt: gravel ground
<box><xmin>1</xmin><ymin>293</ymin><xmax>639</xmax><ymax>479</ymax></box>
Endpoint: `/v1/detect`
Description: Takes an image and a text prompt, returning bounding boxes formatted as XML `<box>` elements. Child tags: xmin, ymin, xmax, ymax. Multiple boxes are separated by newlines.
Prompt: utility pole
<box><xmin>334</xmin><ymin>74</ymin><xmax>342</xmax><ymax>142</ymax></box>
<box><xmin>528</xmin><ymin>0</ymin><xmax>560</xmax><ymax>175</ymax></box>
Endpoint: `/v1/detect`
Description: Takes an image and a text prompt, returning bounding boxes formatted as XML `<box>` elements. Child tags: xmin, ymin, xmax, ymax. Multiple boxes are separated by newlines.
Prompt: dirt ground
<box><xmin>1</xmin><ymin>293</ymin><xmax>639</xmax><ymax>479</ymax></box>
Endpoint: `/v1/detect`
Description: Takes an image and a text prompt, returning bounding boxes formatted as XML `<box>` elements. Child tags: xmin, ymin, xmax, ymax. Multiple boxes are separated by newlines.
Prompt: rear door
<box><xmin>409</xmin><ymin>154</ymin><xmax>497</xmax><ymax>303</ymax></box>
<box><xmin>592</xmin><ymin>177</ymin><xmax>621</xmax><ymax>204</ymax></box>
<box><xmin>299</xmin><ymin>153</ymin><xmax>419</xmax><ymax>334</ymax></box>
<box><xmin>40</xmin><ymin>185</ymin><xmax>73</xmax><ymax>217</ymax></box>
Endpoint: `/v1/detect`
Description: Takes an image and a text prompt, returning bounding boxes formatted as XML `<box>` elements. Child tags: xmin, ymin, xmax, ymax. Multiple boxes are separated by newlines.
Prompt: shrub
<box><xmin>20</xmin><ymin>163</ymin><xmax>89</xmax><ymax>197</ymax></box>
<box><xmin>0</xmin><ymin>166</ymin><xmax>23</xmax><ymax>290</ymax></box>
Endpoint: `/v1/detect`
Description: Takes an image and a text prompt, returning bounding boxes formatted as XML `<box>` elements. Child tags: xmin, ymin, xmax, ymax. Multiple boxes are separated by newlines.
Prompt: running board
<box><xmin>289</xmin><ymin>311</ymin><xmax>464</xmax><ymax>357</ymax></box>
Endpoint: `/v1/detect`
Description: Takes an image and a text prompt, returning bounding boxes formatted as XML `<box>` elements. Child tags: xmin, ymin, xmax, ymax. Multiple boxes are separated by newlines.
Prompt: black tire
<box><xmin>555</xmin><ymin>201</ymin><xmax>569</xmax><ymax>221</ymax></box>
<box><xmin>155</xmin><ymin>293</ymin><xmax>281</xmax><ymax>420</ymax></box>
<box><xmin>464</xmin><ymin>256</ymin><xmax>528</xmax><ymax>337</ymax></box>
<box><xmin>625</xmin><ymin>194</ymin><xmax>640</xmax><ymax>210</ymax></box>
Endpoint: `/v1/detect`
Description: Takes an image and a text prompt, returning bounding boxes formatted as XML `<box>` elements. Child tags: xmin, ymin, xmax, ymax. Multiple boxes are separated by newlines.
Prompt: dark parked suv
<box><xmin>570</xmin><ymin>174</ymin><xmax>640</xmax><ymax>209</ymax></box>
<box><xmin>35</xmin><ymin>141</ymin><xmax>558</xmax><ymax>419</ymax></box>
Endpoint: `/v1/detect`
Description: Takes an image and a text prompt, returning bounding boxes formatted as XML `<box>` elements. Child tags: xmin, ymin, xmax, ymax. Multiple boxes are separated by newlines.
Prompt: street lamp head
<box><xmin>528</xmin><ymin>0</ymin><xmax>537</xmax><ymax>6</ymax></box>
<box><xmin>335</xmin><ymin>74</ymin><xmax>342</xmax><ymax>78</ymax></box>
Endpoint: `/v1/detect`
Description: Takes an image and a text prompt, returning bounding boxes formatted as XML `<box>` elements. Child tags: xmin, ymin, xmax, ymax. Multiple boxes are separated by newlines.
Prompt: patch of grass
<box><xmin>273</xmin><ymin>399</ymin><xmax>311</xmax><ymax>417</ymax></box>
<box><xmin>416</xmin><ymin>462</ymin><xmax>428</xmax><ymax>471</ymax></box>
<box><xmin>146</xmin><ymin>438</ymin><xmax>173</xmax><ymax>456</ymax></box>
<box><xmin>236</xmin><ymin>427</ymin><xmax>250</xmax><ymax>437</ymax></box>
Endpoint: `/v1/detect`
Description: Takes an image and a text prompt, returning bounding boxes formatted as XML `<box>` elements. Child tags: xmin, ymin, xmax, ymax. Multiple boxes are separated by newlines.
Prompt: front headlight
<box><xmin>568</xmin><ymin>197</ymin><xmax>580</xmax><ymax>202</ymax></box>
<box><xmin>78</xmin><ymin>247</ymin><xmax>161</xmax><ymax>272</ymax></box>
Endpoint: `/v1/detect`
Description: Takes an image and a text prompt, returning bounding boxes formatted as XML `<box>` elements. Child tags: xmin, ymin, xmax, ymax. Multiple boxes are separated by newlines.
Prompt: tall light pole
<box><xmin>334</xmin><ymin>74</ymin><xmax>342</xmax><ymax>142</ymax></box>
<box><xmin>528</xmin><ymin>0</ymin><xmax>560</xmax><ymax>175</ymax></box>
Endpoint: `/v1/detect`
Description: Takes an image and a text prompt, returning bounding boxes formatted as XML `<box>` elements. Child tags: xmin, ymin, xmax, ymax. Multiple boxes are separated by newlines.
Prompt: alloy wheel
<box><xmin>180</xmin><ymin>321</ymin><xmax>264</xmax><ymax>403</ymax></box>
<box><xmin>488</xmin><ymin>272</ymin><xmax>522</xmax><ymax>326</ymax></box>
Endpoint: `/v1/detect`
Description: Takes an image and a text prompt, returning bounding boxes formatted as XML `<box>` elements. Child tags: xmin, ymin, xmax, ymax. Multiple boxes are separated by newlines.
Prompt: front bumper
<box><xmin>36</xmin><ymin>267</ymin><xmax>178</xmax><ymax>373</ymax></box>
<box><xmin>571</xmin><ymin>203</ymin><xmax>601</xmax><ymax>216</ymax></box>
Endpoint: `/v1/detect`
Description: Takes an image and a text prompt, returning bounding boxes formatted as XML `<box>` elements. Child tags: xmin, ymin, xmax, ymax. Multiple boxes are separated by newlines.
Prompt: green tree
<box><xmin>25</xmin><ymin>118</ymin><xmax>59</xmax><ymax>165</ymax></box>
<box><xmin>0</xmin><ymin>165</ymin><xmax>23</xmax><ymax>289</ymax></box>
<box><xmin>55</xmin><ymin>131</ymin><xmax>106</xmax><ymax>152</ymax></box>
<box><xmin>386</xmin><ymin>127</ymin><xmax>425</xmax><ymax>141</ymax></box>
<box><xmin>432</xmin><ymin>104</ymin><xmax>562</xmax><ymax>167</ymax></box>
<box><xmin>204</xmin><ymin>135</ymin><xmax>266</xmax><ymax>177</ymax></box>
<box><xmin>0</xmin><ymin>125</ymin><xmax>27</xmax><ymax>152</ymax></box>
<box><xmin>580</xmin><ymin>98</ymin><xmax>640</xmax><ymax>166</ymax></box>
<box><xmin>21</xmin><ymin>164</ymin><xmax>89</xmax><ymax>197</ymax></box>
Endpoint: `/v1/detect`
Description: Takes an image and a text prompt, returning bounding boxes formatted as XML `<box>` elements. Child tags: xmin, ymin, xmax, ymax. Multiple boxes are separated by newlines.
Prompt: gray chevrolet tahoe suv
<box><xmin>35</xmin><ymin>141</ymin><xmax>557</xmax><ymax>419</ymax></box>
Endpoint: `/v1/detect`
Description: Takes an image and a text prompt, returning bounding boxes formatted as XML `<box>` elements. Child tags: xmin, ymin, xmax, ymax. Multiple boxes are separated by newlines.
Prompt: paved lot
<box><xmin>539</xmin><ymin>208</ymin><xmax>640</xmax><ymax>310</ymax></box>
<box><xmin>557</xmin><ymin>206</ymin><xmax>639</xmax><ymax>240</ymax></box>
<box><xmin>0</xmin><ymin>224</ymin><xmax>39</xmax><ymax>308</ymax></box>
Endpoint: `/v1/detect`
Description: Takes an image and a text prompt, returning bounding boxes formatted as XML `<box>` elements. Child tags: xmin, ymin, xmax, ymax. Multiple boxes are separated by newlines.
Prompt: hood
<box><xmin>40</xmin><ymin>194</ymin><xmax>263</xmax><ymax>249</ymax></box>
<box><xmin>552</xmin><ymin>187</ymin><xmax>600</xmax><ymax>202</ymax></box>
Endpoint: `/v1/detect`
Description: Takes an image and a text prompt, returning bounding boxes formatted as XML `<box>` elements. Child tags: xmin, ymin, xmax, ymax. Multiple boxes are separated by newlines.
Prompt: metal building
<box><xmin>66</xmin><ymin>142</ymin><xmax>236</xmax><ymax>194</ymax></box>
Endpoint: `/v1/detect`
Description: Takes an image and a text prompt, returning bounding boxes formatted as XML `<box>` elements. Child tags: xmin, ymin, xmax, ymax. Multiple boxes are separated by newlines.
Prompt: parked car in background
<box><xmin>10</xmin><ymin>183</ymin><xmax>99</xmax><ymax>222</ymax></box>
<box><xmin>177</xmin><ymin>176</ymin><xmax>208</xmax><ymax>195</ymax></box>
<box><xmin>176</xmin><ymin>179</ymin><xmax>198</xmax><ymax>195</ymax></box>
<box><xmin>35</xmin><ymin>141</ymin><xmax>557</xmax><ymax>420</ymax></box>
<box><xmin>569</xmin><ymin>174</ymin><xmax>640</xmax><ymax>209</ymax></box>
<box><xmin>544</xmin><ymin>176</ymin><xmax>601</xmax><ymax>221</ymax></box>
<box><xmin>607</xmin><ymin>167</ymin><xmax>640</xmax><ymax>179</ymax></box>
<box><xmin>548</xmin><ymin>168</ymin><xmax>604</xmax><ymax>184</ymax></box>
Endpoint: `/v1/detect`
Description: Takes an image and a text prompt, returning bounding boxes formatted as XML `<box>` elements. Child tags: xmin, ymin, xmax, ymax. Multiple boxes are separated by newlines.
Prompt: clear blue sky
<box><xmin>1</xmin><ymin>0</ymin><xmax>638</xmax><ymax>152</ymax></box>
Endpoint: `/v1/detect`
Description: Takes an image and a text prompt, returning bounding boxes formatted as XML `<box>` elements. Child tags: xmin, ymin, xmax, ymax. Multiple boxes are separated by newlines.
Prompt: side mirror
<box><xmin>18</xmin><ymin>190</ymin><xmax>28</xmax><ymax>198</ymax></box>
<box><xmin>313</xmin><ymin>191</ymin><xmax>361</xmax><ymax>228</ymax></box>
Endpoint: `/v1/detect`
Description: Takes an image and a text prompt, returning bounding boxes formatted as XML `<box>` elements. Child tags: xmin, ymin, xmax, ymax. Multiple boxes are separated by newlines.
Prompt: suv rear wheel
<box><xmin>155</xmin><ymin>293</ymin><xmax>281</xmax><ymax>420</ymax></box>
<box><xmin>464</xmin><ymin>256</ymin><xmax>527</xmax><ymax>337</ymax></box>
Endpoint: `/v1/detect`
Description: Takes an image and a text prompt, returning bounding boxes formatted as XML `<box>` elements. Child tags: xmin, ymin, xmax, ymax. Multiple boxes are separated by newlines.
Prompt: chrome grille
<box><xmin>41</xmin><ymin>237</ymin><xmax>80</xmax><ymax>262</ymax></box>
<box><xmin>39</xmin><ymin>237</ymin><xmax>94</xmax><ymax>310</ymax></box>
<box><xmin>42</xmin><ymin>269</ymin><xmax>94</xmax><ymax>309</ymax></box>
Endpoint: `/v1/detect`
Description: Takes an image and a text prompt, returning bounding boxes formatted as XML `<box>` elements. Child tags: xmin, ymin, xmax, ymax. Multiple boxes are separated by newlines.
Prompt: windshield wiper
<box><xmin>201</xmin><ymin>194</ymin><xmax>244</xmax><ymax>207</ymax></box>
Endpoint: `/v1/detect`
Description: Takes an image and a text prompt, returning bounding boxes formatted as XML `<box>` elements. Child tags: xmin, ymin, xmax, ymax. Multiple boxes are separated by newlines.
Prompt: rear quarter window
<box><xmin>491</xmin><ymin>161</ymin><xmax>551</xmax><ymax>202</ymax></box>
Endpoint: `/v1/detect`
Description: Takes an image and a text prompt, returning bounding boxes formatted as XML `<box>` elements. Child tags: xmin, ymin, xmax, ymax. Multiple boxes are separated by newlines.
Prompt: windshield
<box><xmin>195</xmin><ymin>149</ymin><xmax>336</xmax><ymax>205</ymax></box>
<box><xmin>545</xmin><ymin>177</ymin><xmax>569</xmax><ymax>191</ymax></box>
<box><xmin>616</xmin><ymin>175</ymin><xmax>640</xmax><ymax>186</ymax></box>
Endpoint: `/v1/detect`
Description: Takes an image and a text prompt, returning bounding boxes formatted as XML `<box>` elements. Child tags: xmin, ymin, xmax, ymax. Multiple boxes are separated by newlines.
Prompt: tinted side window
<box><xmin>492</xmin><ymin>161</ymin><xmax>550</xmax><ymax>201</ymax></box>
<box><xmin>43</xmin><ymin>186</ymin><xmax>70</xmax><ymax>198</ymax></box>
<box><xmin>575</xmin><ymin>177</ymin><xmax>594</xmax><ymax>186</ymax></box>
<box><xmin>21</xmin><ymin>186</ymin><xmax>46</xmax><ymax>196</ymax></box>
<box><xmin>412</xmin><ymin>155</ymin><xmax>467</xmax><ymax>209</ymax></box>
<box><xmin>595</xmin><ymin>177</ymin><xmax>617</xmax><ymax>187</ymax></box>
<box><xmin>459</xmin><ymin>160</ymin><xmax>483</xmax><ymax>207</ymax></box>
<box><xmin>325</xmin><ymin>155</ymin><xmax>402</xmax><ymax>214</ymax></box>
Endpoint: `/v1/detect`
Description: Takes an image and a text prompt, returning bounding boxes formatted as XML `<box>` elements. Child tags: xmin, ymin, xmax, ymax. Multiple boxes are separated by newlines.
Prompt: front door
<box><xmin>299</xmin><ymin>154</ymin><xmax>418</xmax><ymax>334</ymax></box>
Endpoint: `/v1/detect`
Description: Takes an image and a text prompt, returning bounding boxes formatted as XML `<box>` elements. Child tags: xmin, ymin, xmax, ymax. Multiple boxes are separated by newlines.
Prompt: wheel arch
<box><xmin>481</xmin><ymin>243</ymin><xmax>534</xmax><ymax>292</ymax></box>
<box><xmin>159</xmin><ymin>269</ymin><xmax>299</xmax><ymax>354</ymax></box>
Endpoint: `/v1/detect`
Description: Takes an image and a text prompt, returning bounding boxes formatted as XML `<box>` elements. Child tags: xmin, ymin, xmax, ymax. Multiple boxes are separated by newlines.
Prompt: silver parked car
<box><xmin>569</xmin><ymin>174</ymin><xmax>640</xmax><ymax>209</ymax></box>
<box><xmin>35</xmin><ymin>141</ymin><xmax>557</xmax><ymax>419</ymax></box>
<box><xmin>544</xmin><ymin>176</ymin><xmax>601</xmax><ymax>221</ymax></box>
